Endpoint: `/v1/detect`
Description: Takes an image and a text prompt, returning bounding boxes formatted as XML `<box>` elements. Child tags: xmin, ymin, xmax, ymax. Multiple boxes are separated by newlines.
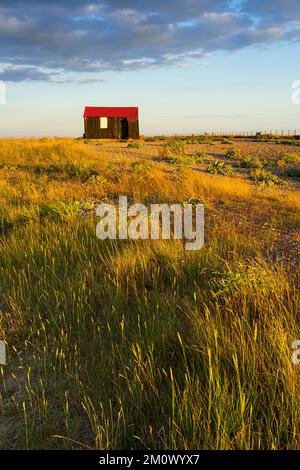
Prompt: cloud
<box><xmin>56</xmin><ymin>76</ymin><xmax>106</xmax><ymax>85</ymax></box>
<box><xmin>0</xmin><ymin>0</ymin><xmax>298</xmax><ymax>82</ymax></box>
<box><xmin>0</xmin><ymin>65</ymin><xmax>53</xmax><ymax>82</ymax></box>
<box><xmin>242</xmin><ymin>0</ymin><xmax>300</xmax><ymax>21</ymax></box>
<box><xmin>0</xmin><ymin>64</ymin><xmax>106</xmax><ymax>84</ymax></box>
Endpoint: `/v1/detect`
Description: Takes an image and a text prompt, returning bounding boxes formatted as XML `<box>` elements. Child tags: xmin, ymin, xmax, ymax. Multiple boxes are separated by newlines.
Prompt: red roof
<box><xmin>84</xmin><ymin>106</ymin><xmax>138</xmax><ymax>121</ymax></box>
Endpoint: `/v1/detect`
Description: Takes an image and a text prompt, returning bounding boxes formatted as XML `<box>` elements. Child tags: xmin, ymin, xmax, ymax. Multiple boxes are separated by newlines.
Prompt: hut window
<box><xmin>100</xmin><ymin>117</ymin><xmax>108</xmax><ymax>129</ymax></box>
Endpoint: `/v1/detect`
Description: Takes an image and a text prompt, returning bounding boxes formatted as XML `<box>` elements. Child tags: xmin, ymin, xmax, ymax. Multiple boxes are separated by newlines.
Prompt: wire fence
<box><xmin>208</xmin><ymin>130</ymin><xmax>300</xmax><ymax>137</ymax></box>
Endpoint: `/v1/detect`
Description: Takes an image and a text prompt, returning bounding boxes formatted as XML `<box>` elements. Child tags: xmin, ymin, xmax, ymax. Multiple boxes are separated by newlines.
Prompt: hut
<box><xmin>83</xmin><ymin>106</ymin><xmax>139</xmax><ymax>139</ymax></box>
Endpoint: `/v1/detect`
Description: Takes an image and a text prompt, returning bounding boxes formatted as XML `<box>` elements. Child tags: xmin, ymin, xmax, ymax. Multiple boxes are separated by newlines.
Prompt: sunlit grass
<box><xmin>0</xmin><ymin>137</ymin><xmax>299</xmax><ymax>449</ymax></box>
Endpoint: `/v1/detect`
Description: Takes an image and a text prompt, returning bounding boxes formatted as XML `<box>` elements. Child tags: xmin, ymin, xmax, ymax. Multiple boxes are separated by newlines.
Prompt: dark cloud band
<box><xmin>0</xmin><ymin>0</ymin><xmax>299</xmax><ymax>82</ymax></box>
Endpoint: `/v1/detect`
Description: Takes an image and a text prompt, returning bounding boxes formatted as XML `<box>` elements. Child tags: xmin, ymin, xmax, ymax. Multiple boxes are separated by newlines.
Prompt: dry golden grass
<box><xmin>0</xmin><ymin>137</ymin><xmax>299</xmax><ymax>449</ymax></box>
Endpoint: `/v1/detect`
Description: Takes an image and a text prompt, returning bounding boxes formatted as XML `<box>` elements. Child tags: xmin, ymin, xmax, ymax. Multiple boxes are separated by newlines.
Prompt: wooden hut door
<box><xmin>120</xmin><ymin>118</ymin><xmax>129</xmax><ymax>139</ymax></box>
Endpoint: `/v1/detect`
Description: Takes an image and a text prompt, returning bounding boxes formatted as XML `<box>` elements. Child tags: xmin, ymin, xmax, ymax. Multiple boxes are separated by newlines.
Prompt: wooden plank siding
<box><xmin>84</xmin><ymin>117</ymin><xmax>139</xmax><ymax>140</ymax></box>
<box><xmin>128</xmin><ymin>120</ymin><xmax>140</xmax><ymax>139</ymax></box>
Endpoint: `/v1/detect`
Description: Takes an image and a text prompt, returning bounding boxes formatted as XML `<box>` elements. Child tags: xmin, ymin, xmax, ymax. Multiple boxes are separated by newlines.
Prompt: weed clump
<box><xmin>207</xmin><ymin>160</ymin><xmax>233</xmax><ymax>175</ymax></box>
<box><xmin>163</xmin><ymin>150</ymin><xmax>206</xmax><ymax>166</ymax></box>
<box><xmin>278</xmin><ymin>153</ymin><xmax>300</xmax><ymax>165</ymax></box>
<box><xmin>238</xmin><ymin>156</ymin><xmax>263</xmax><ymax>169</ymax></box>
<box><xmin>193</xmin><ymin>151</ymin><xmax>208</xmax><ymax>162</ymax></box>
<box><xmin>225</xmin><ymin>149</ymin><xmax>242</xmax><ymax>160</ymax></box>
<box><xmin>248</xmin><ymin>168</ymin><xmax>287</xmax><ymax>186</ymax></box>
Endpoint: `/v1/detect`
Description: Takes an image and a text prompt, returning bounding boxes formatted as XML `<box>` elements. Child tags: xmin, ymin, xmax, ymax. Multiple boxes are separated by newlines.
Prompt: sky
<box><xmin>0</xmin><ymin>0</ymin><xmax>299</xmax><ymax>136</ymax></box>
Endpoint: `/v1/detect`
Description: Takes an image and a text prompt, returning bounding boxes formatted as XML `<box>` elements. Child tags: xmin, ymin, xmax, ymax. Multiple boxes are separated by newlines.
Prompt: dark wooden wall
<box><xmin>128</xmin><ymin>120</ymin><xmax>140</xmax><ymax>140</ymax></box>
<box><xmin>84</xmin><ymin>117</ymin><xmax>139</xmax><ymax>139</ymax></box>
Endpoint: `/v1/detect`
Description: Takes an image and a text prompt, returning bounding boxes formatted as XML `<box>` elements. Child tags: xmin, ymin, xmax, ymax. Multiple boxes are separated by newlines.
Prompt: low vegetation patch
<box><xmin>225</xmin><ymin>148</ymin><xmax>242</xmax><ymax>160</ymax></box>
<box><xmin>163</xmin><ymin>154</ymin><xmax>202</xmax><ymax>165</ymax></box>
<box><xmin>193</xmin><ymin>151</ymin><xmax>209</xmax><ymax>162</ymax></box>
<box><xmin>238</xmin><ymin>156</ymin><xmax>263</xmax><ymax>169</ymax></box>
<box><xmin>276</xmin><ymin>139</ymin><xmax>300</xmax><ymax>147</ymax></box>
<box><xmin>207</xmin><ymin>160</ymin><xmax>233</xmax><ymax>175</ymax></box>
<box><xmin>248</xmin><ymin>168</ymin><xmax>287</xmax><ymax>186</ymax></box>
<box><xmin>278</xmin><ymin>153</ymin><xmax>300</xmax><ymax>165</ymax></box>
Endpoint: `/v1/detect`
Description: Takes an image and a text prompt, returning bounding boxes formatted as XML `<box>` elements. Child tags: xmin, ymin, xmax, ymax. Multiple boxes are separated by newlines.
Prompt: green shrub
<box><xmin>181</xmin><ymin>136</ymin><xmax>211</xmax><ymax>144</ymax></box>
<box><xmin>193</xmin><ymin>151</ymin><xmax>208</xmax><ymax>162</ymax></box>
<box><xmin>256</xmin><ymin>134</ymin><xmax>277</xmax><ymax>142</ymax></box>
<box><xmin>164</xmin><ymin>155</ymin><xmax>197</xmax><ymax>165</ymax></box>
<box><xmin>85</xmin><ymin>174</ymin><xmax>108</xmax><ymax>185</ymax></box>
<box><xmin>238</xmin><ymin>156</ymin><xmax>263</xmax><ymax>169</ymax></box>
<box><xmin>248</xmin><ymin>168</ymin><xmax>287</xmax><ymax>186</ymax></box>
<box><xmin>64</xmin><ymin>163</ymin><xmax>99</xmax><ymax>182</ymax></box>
<box><xmin>167</xmin><ymin>140</ymin><xmax>185</xmax><ymax>155</ymax></box>
<box><xmin>40</xmin><ymin>200</ymin><xmax>95</xmax><ymax>219</ymax></box>
<box><xmin>264</xmin><ymin>159</ymin><xmax>278</xmax><ymax>167</ymax></box>
<box><xmin>225</xmin><ymin>149</ymin><xmax>241</xmax><ymax>159</ymax></box>
<box><xmin>198</xmin><ymin>137</ymin><xmax>211</xmax><ymax>144</ymax></box>
<box><xmin>207</xmin><ymin>160</ymin><xmax>233</xmax><ymax>175</ymax></box>
<box><xmin>132</xmin><ymin>162</ymin><xmax>154</xmax><ymax>179</ymax></box>
<box><xmin>181</xmin><ymin>137</ymin><xmax>196</xmax><ymax>144</ymax></box>
<box><xmin>278</xmin><ymin>153</ymin><xmax>300</xmax><ymax>165</ymax></box>
<box><xmin>164</xmin><ymin>150</ymin><xmax>207</xmax><ymax>165</ymax></box>
<box><xmin>183</xmin><ymin>136</ymin><xmax>211</xmax><ymax>144</ymax></box>
<box><xmin>159</xmin><ymin>140</ymin><xmax>185</xmax><ymax>159</ymax></box>
<box><xmin>34</xmin><ymin>162</ymin><xmax>99</xmax><ymax>183</ymax></box>
<box><xmin>276</xmin><ymin>139</ymin><xmax>300</xmax><ymax>146</ymax></box>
